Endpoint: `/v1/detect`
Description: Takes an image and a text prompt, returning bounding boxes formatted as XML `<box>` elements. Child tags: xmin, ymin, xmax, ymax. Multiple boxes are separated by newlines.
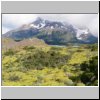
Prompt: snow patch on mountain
<box><xmin>74</xmin><ymin>27</ymin><xmax>90</xmax><ymax>40</ymax></box>
<box><xmin>40</xmin><ymin>23</ymin><xmax>45</xmax><ymax>28</ymax></box>
<box><xmin>30</xmin><ymin>24</ymin><xmax>40</xmax><ymax>29</ymax></box>
<box><xmin>51</xmin><ymin>26</ymin><xmax>54</xmax><ymax>29</ymax></box>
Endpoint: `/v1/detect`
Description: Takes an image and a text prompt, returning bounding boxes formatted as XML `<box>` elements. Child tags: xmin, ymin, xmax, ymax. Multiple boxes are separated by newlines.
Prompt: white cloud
<box><xmin>2</xmin><ymin>14</ymin><xmax>37</xmax><ymax>28</ymax></box>
<box><xmin>2</xmin><ymin>14</ymin><xmax>98</xmax><ymax>37</ymax></box>
<box><xmin>87</xmin><ymin>16</ymin><xmax>98</xmax><ymax>37</ymax></box>
<box><xmin>2</xmin><ymin>27</ymin><xmax>10</xmax><ymax>34</ymax></box>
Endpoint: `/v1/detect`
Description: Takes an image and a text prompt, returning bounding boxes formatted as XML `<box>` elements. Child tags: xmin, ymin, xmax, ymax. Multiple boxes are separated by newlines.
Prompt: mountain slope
<box><xmin>3</xmin><ymin>17</ymin><xmax>98</xmax><ymax>45</ymax></box>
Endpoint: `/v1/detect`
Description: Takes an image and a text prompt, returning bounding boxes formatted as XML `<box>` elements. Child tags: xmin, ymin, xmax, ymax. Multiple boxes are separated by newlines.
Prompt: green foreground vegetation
<box><xmin>2</xmin><ymin>43</ymin><xmax>98</xmax><ymax>86</ymax></box>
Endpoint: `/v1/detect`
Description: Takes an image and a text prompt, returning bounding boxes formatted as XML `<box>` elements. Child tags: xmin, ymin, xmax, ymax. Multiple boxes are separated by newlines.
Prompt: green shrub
<box><xmin>80</xmin><ymin>56</ymin><xmax>98</xmax><ymax>86</ymax></box>
<box><xmin>4</xmin><ymin>49</ymin><xmax>16</xmax><ymax>56</ymax></box>
<box><xmin>76</xmin><ymin>82</ymin><xmax>85</xmax><ymax>86</ymax></box>
<box><xmin>23</xmin><ymin>46</ymin><xmax>35</xmax><ymax>50</ymax></box>
<box><xmin>9</xmin><ymin>73</ymin><xmax>21</xmax><ymax>81</ymax></box>
<box><xmin>20</xmin><ymin>49</ymin><xmax>68</xmax><ymax>70</ymax></box>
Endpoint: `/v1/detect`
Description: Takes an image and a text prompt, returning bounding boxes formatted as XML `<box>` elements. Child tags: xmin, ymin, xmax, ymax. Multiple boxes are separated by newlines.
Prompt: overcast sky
<box><xmin>2</xmin><ymin>14</ymin><xmax>98</xmax><ymax>37</ymax></box>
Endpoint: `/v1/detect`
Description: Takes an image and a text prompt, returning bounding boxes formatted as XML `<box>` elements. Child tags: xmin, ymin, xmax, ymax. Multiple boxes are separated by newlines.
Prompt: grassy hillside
<box><xmin>2</xmin><ymin>37</ymin><xmax>48</xmax><ymax>52</ymax></box>
<box><xmin>2</xmin><ymin>42</ymin><xmax>98</xmax><ymax>86</ymax></box>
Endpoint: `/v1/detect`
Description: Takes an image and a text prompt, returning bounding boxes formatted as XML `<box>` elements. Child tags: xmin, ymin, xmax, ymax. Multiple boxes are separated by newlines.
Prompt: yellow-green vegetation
<box><xmin>2</xmin><ymin>43</ymin><xmax>98</xmax><ymax>86</ymax></box>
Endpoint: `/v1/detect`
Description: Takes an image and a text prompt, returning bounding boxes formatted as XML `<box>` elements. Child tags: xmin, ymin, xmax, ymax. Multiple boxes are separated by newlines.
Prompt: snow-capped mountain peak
<box><xmin>30</xmin><ymin>17</ymin><xmax>46</xmax><ymax>29</ymax></box>
<box><xmin>3</xmin><ymin>17</ymin><xmax>98</xmax><ymax>44</ymax></box>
